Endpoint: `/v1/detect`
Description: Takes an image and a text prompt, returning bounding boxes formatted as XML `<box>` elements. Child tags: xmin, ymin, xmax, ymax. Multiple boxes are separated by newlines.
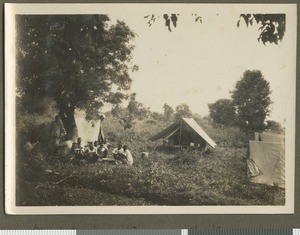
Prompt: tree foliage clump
<box><xmin>111</xmin><ymin>93</ymin><xmax>150</xmax><ymax>130</ymax></box>
<box><xmin>175</xmin><ymin>103</ymin><xmax>193</xmax><ymax>120</ymax></box>
<box><xmin>208</xmin><ymin>99</ymin><xmax>237</xmax><ymax>127</ymax></box>
<box><xmin>163</xmin><ymin>103</ymin><xmax>174</xmax><ymax>120</ymax></box>
<box><xmin>265</xmin><ymin>120</ymin><xmax>284</xmax><ymax>134</ymax></box>
<box><xmin>231</xmin><ymin>70</ymin><xmax>272</xmax><ymax>132</ymax></box>
<box><xmin>16</xmin><ymin>15</ymin><xmax>137</xmax><ymax>139</ymax></box>
<box><xmin>237</xmin><ymin>14</ymin><xmax>285</xmax><ymax>45</ymax></box>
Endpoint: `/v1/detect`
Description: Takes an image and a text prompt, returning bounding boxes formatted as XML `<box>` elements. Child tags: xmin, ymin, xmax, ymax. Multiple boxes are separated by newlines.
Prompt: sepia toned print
<box><xmin>5</xmin><ymin>4</ymin><xmax>296</xmax><ymax>214</ymax></box>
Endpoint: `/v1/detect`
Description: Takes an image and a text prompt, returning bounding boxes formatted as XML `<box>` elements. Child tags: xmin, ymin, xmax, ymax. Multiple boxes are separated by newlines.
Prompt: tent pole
<box><xmin>179</xmin><ymin>119</ymin><xmax>182</xmax><ymax>148</ymax></box>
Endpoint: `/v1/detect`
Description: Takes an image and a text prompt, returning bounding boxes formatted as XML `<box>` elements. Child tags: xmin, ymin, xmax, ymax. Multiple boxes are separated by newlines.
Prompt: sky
<box><xmin>107</xmin><ymin>9</ymin><xmax>296</xmax><ymax>124</ymax></box>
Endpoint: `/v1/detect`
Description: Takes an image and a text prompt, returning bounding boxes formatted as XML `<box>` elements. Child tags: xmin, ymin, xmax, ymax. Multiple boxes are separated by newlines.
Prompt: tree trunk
<box><xmin>58</xmin><ymin>106</ymin><xmax>78</xmax><ymax>141</ymax></box>
<box><xmin>66</xmin><ymin>112</ymin><xmax>78</xmax><ymax>141</ymax></box>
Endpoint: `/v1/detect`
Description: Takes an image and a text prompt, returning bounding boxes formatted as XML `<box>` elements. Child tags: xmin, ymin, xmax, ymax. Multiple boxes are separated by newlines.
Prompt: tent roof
<box><xmin>150</xmin><ymin>118</ymin><xmax>217</xmax><ymax>148</ymax></box>
<box><xmin>183</xmin><ymin>118</ymin><xmax>216</xmax><ymax>148</ymax></box>
<box><xmin>149</xmin><ymin>121</ymin><xmax>179</xmax><ymax>141</ymax></box>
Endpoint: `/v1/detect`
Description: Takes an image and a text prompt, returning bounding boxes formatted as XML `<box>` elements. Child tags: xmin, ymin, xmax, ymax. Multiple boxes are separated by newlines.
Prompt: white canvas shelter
<box><xmin>248</xmin><ymin>132</ymin><xmax>285</xmax><ymax>188</ymax></box>
<box><xmin>74</xmin><ymin>112</ymin><xmax>103</xmax><ymax>145</ymax></box>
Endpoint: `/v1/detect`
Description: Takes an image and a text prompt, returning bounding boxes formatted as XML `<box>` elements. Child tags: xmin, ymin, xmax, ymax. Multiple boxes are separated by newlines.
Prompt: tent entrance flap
<box><xmin>165</xmin><ymin>127</ymin><xmax>180</xmax><ymax>140</ymax></box>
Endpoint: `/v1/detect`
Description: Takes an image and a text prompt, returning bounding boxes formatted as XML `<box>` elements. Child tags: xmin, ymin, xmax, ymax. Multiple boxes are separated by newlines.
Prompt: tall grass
<box><xmin>16</xmin><ymin>114</ymin><xmax>284</xmax><ymax>206</ymax></box>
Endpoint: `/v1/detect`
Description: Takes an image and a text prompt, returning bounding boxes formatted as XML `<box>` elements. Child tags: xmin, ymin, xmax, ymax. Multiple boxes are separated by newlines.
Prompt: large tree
<box><xmin>231</xmin><ymin>70</ymin><xmax>272</xmax><ymax>132</ymax></box>
<box><xmin>208</xmin><ymin>99</ymin><xmax>237</xmax><ymax>127</ymax></box>
<box><xmin>16</xmin><ymin>15</ymin><xmax>137</xmax><ymax>140</ymax></box>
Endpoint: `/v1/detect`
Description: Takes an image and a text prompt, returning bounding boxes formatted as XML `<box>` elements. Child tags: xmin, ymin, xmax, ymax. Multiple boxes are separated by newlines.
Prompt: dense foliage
<box><xmin>208</xmin><ymin>99</ymin><xmax>237</xmax><ymax>127</ymax></box>
<box><xmin>163</xmin><ymin>103</ymin><xmax>175</xmax><ymax>120</ymax></box>
<box><xmin>231</xmin><ymin>70</ymin><xmax>272</xmax><ymax>132</ymax></box>
<box><xmin>111</xmin><ymin>93</ymin><xmax>150</xmax><ymax>130</ymax></box>
<box><xmin>16</xmin><ymin>15</ymin><xmax>137</xmax><ymax>139</ymax></box>
<box><xmin>265</xmin><ymin>120</ymin><xmax>284</xmax><ymax>134</ymax></box>
<box><xmin>175</xmin><ymin>104</ymin><xmax>193</xmax><ymax>120</ymax></box>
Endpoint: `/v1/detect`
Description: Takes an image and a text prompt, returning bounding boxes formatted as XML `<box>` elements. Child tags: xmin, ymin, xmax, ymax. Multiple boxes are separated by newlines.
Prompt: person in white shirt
<box><xmin>112</xmin><ymin>143</ymin><xmax>125</xmax><ymax>160</ymax></box>
<box><xmin>122</xmin><ymin>145</ymin><xmax>133</xmax><ymax>166</ymax></box>
<box><xmin>93</xmin><ymin>141</ymin><xmax>100</xmax><ymax>155</ymax></box>
<box><xmin>84</xmin><ymin>142</ymin><xmax>99</xmax><ymax>163</ymax></box>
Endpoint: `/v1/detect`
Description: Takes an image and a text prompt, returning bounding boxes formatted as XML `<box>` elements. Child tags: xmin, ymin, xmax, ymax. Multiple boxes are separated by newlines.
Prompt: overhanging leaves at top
<box><xmin>237</xmin><ymin>14</ymin><xmax>286</xmax><ymax>45</ymax></box>
<box><xmin>144</xmin><ymin>13</ymin><xmax>285</xmax><ymax>45</ymax></box>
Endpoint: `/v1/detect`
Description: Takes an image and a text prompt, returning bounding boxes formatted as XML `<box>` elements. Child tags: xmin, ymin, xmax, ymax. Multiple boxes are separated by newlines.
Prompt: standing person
<box><xmin>50</xmin><ymin>115</ymin><xmax>66</xmax><ymax>154</ymax></box>
<box><xmin>121</xmin><ymin>145</ymin><xmax>133</xmax><ymax>166</ymax></box>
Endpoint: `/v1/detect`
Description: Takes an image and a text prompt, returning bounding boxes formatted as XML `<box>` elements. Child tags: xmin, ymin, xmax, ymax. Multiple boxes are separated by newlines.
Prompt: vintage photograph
<box><xmin>5</xmin><ymin>4</ymin><xmax>296</xmax><ymax>214</ymax></box>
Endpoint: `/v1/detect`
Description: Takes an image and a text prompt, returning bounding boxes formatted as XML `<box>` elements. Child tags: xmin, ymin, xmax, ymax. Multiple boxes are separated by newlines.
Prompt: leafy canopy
<box><xmin>111</xmin><ymin>93</ymin><xmax>150</xmax><ymax>130</ymax></box>
<box><xmin>231</xmin><ymin>70</ymin><xmax>272</xmax><ymax>132</ymax></box>
<box><xmin>175</xmin><ymin>104</ymin><xmax>193</xmax><ymax>120</ymax></box>
<box><xmin>16</xmin><ymin>15</ymin><xmax>137</xmax><ymax>122</ymax></box>
<box><xmin>265</xmin><ymin>120</ymin><xmax>284</xmax><ymax>134</ymax></box>
<box><xmin>163</xmin><ymin>103</ymin><xmax>174</xmax><ymax>119</ymax></box>
<box><xmin>208</xmin><ymin>99</ymin><xmax>237</xmax><ymax>127</ymax></box>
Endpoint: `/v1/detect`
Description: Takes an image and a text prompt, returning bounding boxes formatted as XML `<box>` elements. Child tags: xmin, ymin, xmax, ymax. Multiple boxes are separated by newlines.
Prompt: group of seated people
<box><xmin>69</xmin><ymin>137</ymin><xmax>133</xmax><ymax>165</ymax></box>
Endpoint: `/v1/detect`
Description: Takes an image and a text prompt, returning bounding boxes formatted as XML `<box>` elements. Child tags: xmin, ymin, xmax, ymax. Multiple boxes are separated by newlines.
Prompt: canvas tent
<box><xmin>248</xmin><ymin>132</ymin><xmax>285</xmax><ymax>188</ymax></box>
<box><xmin>150</xmin><ymin>118</ymin><xmax>216</xmax><ymax>149</ymax></box>
<box><xmin>75</xmin><ymin>111</ymin><xmax>105</xmax><ymax>145</ymax></box>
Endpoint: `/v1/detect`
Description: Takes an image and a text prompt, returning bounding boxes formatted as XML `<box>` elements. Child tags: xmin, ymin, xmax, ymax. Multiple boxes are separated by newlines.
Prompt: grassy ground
<box><xmin>16</xmin><ymin>115</ymin><xmax>285</xmax><ymax>206</ymax></box>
